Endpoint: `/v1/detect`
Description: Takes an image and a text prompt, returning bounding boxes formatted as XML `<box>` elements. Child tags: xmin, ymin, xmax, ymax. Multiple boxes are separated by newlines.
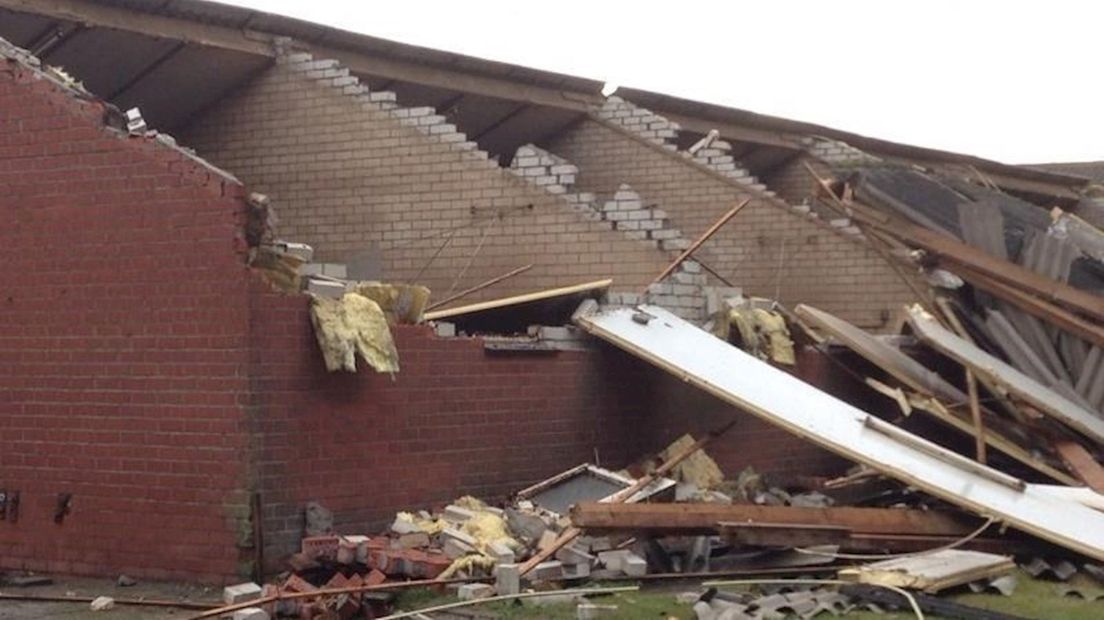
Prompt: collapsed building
<box><xmin>1</xmin><ymin>0</ymin><xmax>1102</xmax><ymax>587</ymax></box>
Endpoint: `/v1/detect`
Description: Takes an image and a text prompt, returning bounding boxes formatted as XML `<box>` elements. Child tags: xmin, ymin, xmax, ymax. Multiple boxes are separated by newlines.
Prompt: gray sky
<box><xmin>220</xmin><ymin>0</ymin><xmax>1100</xmax><ymax>165</ymax></box>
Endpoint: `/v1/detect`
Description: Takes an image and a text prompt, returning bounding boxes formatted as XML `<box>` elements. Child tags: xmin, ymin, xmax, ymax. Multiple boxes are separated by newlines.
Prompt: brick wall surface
<box><xmin>180</xmin><ymin>53</ymin><xmax>669</xmax><ymax>304</ymax></box>
<box><xmin>245</xmin><ymin>283</ymin><xmax>848</xmax><ymax>567</ymax></box>
<box><xmin>547</xmin><ymin>107</ymin><xmax>917</xmax><ymax>330</ymax></box>
<box><xmin>0</xmin><ymin>57</ymin><xmax>255</xmax><ymax>581</ymax></box>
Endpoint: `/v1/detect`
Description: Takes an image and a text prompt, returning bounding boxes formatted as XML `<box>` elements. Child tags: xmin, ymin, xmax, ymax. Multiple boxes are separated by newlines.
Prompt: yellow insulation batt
<box><xmin>309</xmin><ymin>293</ymin><xmax>400</xmax><ymax>373</ymax></box>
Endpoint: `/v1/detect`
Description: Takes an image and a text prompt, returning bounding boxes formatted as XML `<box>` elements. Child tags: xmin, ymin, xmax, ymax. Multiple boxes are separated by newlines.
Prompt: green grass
<box><xmin>391</xmin><ymin>570</ymin><xmax>1103</xmax><ymax>619</ymax></box>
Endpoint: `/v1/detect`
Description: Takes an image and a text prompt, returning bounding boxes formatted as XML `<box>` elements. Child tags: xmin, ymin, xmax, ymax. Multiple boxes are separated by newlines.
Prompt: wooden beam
<box><xmin>966</xmin><ymin>369</ymin><xmax>988</xmax><ymax>464</ymax></box>
<box><xmin>425</xmin><ymin>264</ymin><xmax>533</xmax><ymax>311</ymax></box>
<box><xmin>1053</xmin><ymin>440</ymin><xmax>1104</xmax><ymax>493</ymax></box>
<box><xmin>951</xmin><ymin>263</ymin><xmax>1104</xmax><ymax>350</ymax></box>
<box><xmin>851</xmin><ymin>203</ymin><xmax>1104</xmax><ymax>323</ymax></box>
<box><xmin>644</xmin><ymin>199</ymin><xmax>750</xmax><ymax>294</ymax></box>
<box><xmin>0</xmin><ymin>0</ymin><xmax>273</xmax><ymax>55</ymax></box>
<box><xmin>571</xmin><ymin>502</ymin><xmax>980</xmax><ymax>537</ymax></box>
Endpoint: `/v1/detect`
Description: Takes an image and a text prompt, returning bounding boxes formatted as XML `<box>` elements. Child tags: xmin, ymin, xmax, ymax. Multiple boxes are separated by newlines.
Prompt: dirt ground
<box><xmin>0</xmin><ymin>575</ymin><xmax>223</xmax><ymax>620</ymax></box>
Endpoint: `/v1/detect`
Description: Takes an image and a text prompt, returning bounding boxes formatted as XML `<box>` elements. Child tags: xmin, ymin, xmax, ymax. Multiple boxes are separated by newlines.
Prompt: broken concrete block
<box><xmin>488</xmin><ymin>540</ymin><xmax>515</xmax><ymax>563</ymax></box>
<box><xmin>397</xmin><ymin>531</ymin><xmax>430</xmax><ymax>548</ymax></box>
<box><xmin>232</xmin><ymin>608</ymin><xmax>270</xmax><ymax>620</ymax></box>
<box><xmin>505</xmin><ymin>508</ymin><xmax>547</xmax><ymax>543</ymax></box>
<box><xmin>457</xmin><ymin>583</ymin><xmax>495</xmax><ymax>601</ymax></box>
<box><xmin>563</xmin><ymin>561</ymin><xmax>591</xmax><ymax>580</ymax></box>
<box><xmin>531</xmin><ymin>560</ymin><xmax>564</xmax><ymax>581</ymax></box>
<box><xmin>442</xmin><ymin>527</ymin><xmax>478</xmax><ymax>547</ymax></box>
<box><xmin>555</xmin><ymin>543</ymin><xmax>596</xmax><ymax>566</ymax></box>
<box><xmin>223</xmin><ymin>582</ymin><xmax>263</xmax><ymax>605</ymax></box>
<box><xmin>587</xmin><ymin>537</ymin><xmax>613</xmax><ymax>553</ymax></box>
<box><xmin>495</xmin><ymin>563</ymin><xmax>520</xmax><ymax>596</ymax></box>
<box><xmin>90</xmin><ymin>596</ymin><xmax>115</xmax><ymax>612</ymax></box>
<box><xmin>443</xmin><ymin>537</ymin><xmax>476</xmax><ymax>559</ymax></box>
<box><xmin>337</xmin><ymin>535</ymin><xmax>369</xmax><ymax>564</ymax></box>
<box><xmin>692</xmin><ymin>600</ymin><xmax>716</xmax><ymax>620</ymax></box>
<box><xmin>537</xmin><ymin>529</ymin><xmax>559</xmax><ymax>553</ymax></box>
<box><xmin>390</xmin><ymin>514</ymin><xmax>421</xmax><ymax>535</ymax></box>
<box><xmin>306</xmin><ymin>277</ymin><xmax>346</xmax><ymax>298</ymax></box>
<box><xmin>623</xmin><ymin>553</ymin><xmax>647</xmax><ymax>577</ymax></box>
<box><xmin>442</xmin><ymin>505</ymin><xmax>476</xmax><ymax>523</ymax></box>
<box><xmin>597</xmin><ymin>550</ymin><xmax>631</xmax><ymax>572</ymax></box>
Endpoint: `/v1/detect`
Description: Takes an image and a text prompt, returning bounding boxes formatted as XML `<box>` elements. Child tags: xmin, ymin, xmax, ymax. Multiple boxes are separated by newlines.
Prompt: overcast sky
<box><xmin>220</xmin><ymin>0</ymin><xmax>1100</xmax><ymax>165</ymax></box>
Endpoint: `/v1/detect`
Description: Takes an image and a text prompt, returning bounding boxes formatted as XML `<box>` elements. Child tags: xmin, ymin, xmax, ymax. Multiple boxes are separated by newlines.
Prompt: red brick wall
<box><xmin>0</xmin><ymin>56</ymin><xmax>852</xmax><ymax>582</ymax></box>
<box><xmin>244</xmin><ymin>283</ymin><xmax>849</xmax><ymax>567</ymax></box>
<box><xmin>0</xmin><ymin>60</ymin><xmax>255</xmax><ymax>581</ymax></box>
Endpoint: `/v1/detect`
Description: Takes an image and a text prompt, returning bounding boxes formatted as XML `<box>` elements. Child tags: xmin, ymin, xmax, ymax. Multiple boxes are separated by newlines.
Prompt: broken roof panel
<box><xmin>574</xmin><ymin>303</ymin><xmax>1104</xmax><ymax>561</ymax></box>
<box><xmin>907</xmin><ymin>305</ymin><xmax>1104</xmax><ymax>440</ymax></box>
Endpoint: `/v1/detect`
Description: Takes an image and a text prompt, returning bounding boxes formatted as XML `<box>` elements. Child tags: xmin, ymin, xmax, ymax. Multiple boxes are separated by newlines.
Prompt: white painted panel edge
<box><xmin>575</xmin><ymin>304</ymin><xmax>1104</xmax><ymax>561</ymax></box>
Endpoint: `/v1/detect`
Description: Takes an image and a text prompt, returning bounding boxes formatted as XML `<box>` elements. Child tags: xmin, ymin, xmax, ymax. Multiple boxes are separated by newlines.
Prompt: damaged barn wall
<box><xmin>0</xmin><ymin>58</ymin><xmax>255</xmax><ymax>581</ymax></box>
<box><xmin>547</xmin><ymin>115</ymin><xmax>916</xmax><ymax>331</ymax></box>
<box><xmin>180</xmin><ymin>52</ymin><xmax>669</xmax><ymax>303</ymax></box>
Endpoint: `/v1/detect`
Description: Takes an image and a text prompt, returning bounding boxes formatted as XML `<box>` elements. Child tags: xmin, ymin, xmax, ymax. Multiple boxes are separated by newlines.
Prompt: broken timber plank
<box><xmin>1053</xmin><ymin>440</ymin><xmax>1104</xmax><ymax>493</ymax></box>
<box><xmin>850</xmin><ymin>204</ymin><xmax>1104</xmax><ymax>323</ymax></box>
<box><xmin>644</xmin><ymin>198</ymin><xmax>750</xmax><ymax>294</ymax></box>
<box><xmin>794</xmin><ymin>304</ymin><xmax>1075</xmax><ymax>484</ymax></box>
<box><xmin>424</xmin><ymin>279</ymin><xmax>611</xmax><ymax>320</ymax></box>
<box><xmin>839</xmin><ymin>549</ymin><xmax>1015</xmax><ymax>594</ymax></box>
<box><xmin>907</xmin><ymin>304</ymin><xmax>1104</xmax><ymax>446</ymax></box>
<box><xmin>570</xmin><ymin>502</ymin><xmax>976</xmax><ymax>537</ymax></box>
<box><xmin>573</xmin><ymin>304</ymin><xmax>1104</xmax><ymax>561</ymax></box>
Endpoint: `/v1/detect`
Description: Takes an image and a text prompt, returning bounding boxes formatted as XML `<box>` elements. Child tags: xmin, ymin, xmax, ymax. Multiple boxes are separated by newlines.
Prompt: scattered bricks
<box><xmin>576</xmin><ymin>603</ymin><xmax>618</xmax><ymax>619</ymax></box>
<box><xmin>622</xmin><ymin>553</ymin><xmax>648</xmax><ymax>577</ymax></box>
<box><xmin>232</xmin><ymin>606</ymin><xmax>270</xmax><ymax>620</ymax></box>
<box><xmin>337</xmin><ymin>535</ymin><xmax>369</xmax><ymax>564</ymax></box>
<box><xmin>443</xmin><ymin>505</ymin><xmax>477</xmax><ymax>523</ymax></box>
<box><xmin>488</xmin><ymin>540</ymin><xmax>516</xmax><ymax>564</ymax></box>
<box><xmin>301</xmin><ymin>535</ymin><xmax>340</xmax><ymax>560</ymax></box>
<box><xmin>282</xmin><ymin>574</ymin><xmax>318</xmax><ymax>595</ymax></box>
<box><xmin>457</xmin><ymin>583</ymin><xmax>495</xmax><ymax>601</ymax></box>
<box><xmin>325</xmin><ymin>572</ymin><xmax>350</xmax><ymax>589</ymax></box>
<box><xmin>223</xmin><ymin>582</ymin><xmax>263</xmax><ymax>605</ymax></box>
<box><xmin>365</xmin><ymin>569</ymin><xmax>387</xmax><ymax>586</ymax></box>
<box><xmin>495</xmin><ymin>563</ymin><xmax>521</xmax><ymax>596</ymax></box>
<box><xmin>530</xmin><ymin>560</ymin><xmax>565</xmax><ymax>582</ymax></box>
<box><xmin>286</xmin><ymin>553</ymin><xmax>319</xmax><ymax>572</ymax></box>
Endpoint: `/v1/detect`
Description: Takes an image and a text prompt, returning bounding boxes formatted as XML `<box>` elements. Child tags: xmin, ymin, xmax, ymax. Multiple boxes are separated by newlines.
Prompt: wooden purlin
<box><xmin>847</xmin><ymin>201</ymin><xmax>1104</xmax><ymax>324</ymax></box>
<box><xmin>570</xmin><ymin>502</ymin><xmax>980</xmax><ymax>537</ymax></box>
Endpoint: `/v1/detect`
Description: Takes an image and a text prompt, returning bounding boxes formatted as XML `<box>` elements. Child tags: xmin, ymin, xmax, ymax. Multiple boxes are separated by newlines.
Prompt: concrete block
<box><xmin>232</xmin><ymin>608</ymin><xmax>270</xmax><ymax>620</ymax></box>
<box><xmin>223</xmin><ymin>582</ymin><xmax>263</xmax><ymax>605</ymax></box>
<box><xmin>597</xmin><ymin>550</ymin><xmax>631</xmax><ymax>572</ymax></box>
<box><xmin>531</xmin><ymin>560</ymin><xmax>565</xmax><ymax>581</ymax></box>
<box><xmin>434</xmin><ymin>321</ymin><xmax>456</xmax><ymax>338</ymax></box>
<box><xmin>397</xmin><ymin>531</ymin><xmax>430</xmax><ymax>548</ymax></box>
<box><xmin>563</xmin><ymin>561</ymin><xmax>591</xmax><ymax>580</ymax></box>
<box><xmin>494</xmin><ymin>563</ymin><xmax>520</xmax><ymax>596</ymax></box>
<box><xmin>306</xmin><ymin>278</ymin><xmax>345</xmax><ymax>298</ymax></box>
<box><xmin>622</xmin><ymin>553</ymin><xmax>647</xmax><ymax>577</ymax></box>
<box><xmin>90</xmin><ymin>597</ymin><xmax>114</xmax><ymax>611</ymax></box>
<box><xmin>443</xmin><ymin>505</ymin><xmax>476</xmax><ymax>523</ymax></box>
<box><xmin>457</xmin><ymin>583</ymin><xmax>495</xmax><ymax>601</ymax></box>
<box><xmin>488</xmin><ymin>540</ymin><xmax>515</xmax><ymax>563</ymax></box>
<box><xmin>555</xmin><ymin>543</ymin><xmax>596</xmax><ymax>566</ymax></box>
